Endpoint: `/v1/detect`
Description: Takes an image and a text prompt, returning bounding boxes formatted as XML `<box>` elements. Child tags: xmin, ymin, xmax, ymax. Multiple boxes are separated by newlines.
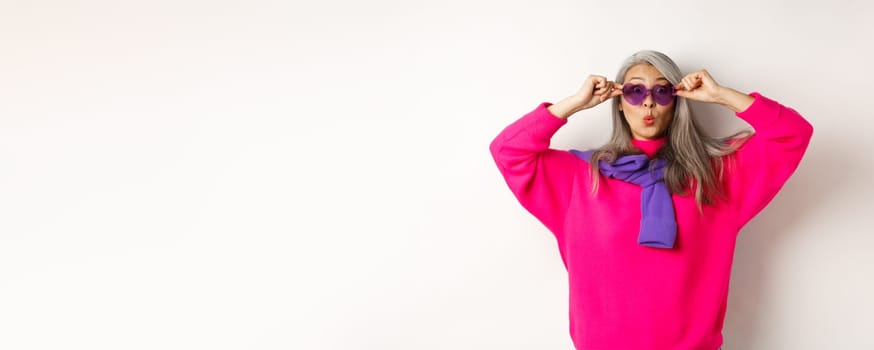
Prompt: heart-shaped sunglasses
<box><xmin>621</xmin><ymin>83</ymin><xmax>677</xmax><ymax>106</ymax></box>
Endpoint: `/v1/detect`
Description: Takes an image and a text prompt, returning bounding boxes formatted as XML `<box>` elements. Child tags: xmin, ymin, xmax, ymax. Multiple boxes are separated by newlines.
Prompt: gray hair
<box><xmin>589</xmin><ymin>50</ymin><xmax>751</xmax><ymax>209</ymax></box>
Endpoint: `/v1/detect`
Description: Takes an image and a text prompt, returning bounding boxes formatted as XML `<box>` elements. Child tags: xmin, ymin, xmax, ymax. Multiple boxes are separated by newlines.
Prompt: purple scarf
<box><xmin>570</xmin><ymin>150</ymin><xmax>677</xmax><ymax>249</ymax></box>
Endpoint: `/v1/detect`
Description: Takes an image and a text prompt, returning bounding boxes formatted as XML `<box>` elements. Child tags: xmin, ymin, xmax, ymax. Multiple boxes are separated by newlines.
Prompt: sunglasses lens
<box><xmin>652</xmin><ymin>85</ymin><xmax>674</xmax><ymax>105</ymax></box>
<box><xmin>622</xmin><ymin>84</ymin><xmax>646</xmax><ymax>105</ymax></box>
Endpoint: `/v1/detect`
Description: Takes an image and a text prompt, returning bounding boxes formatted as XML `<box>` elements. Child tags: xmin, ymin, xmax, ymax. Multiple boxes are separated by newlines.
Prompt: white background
<box><xmin>1</xmin><ymin>0</ymin><xmax>872</xmax><ymax>349</ymax></box>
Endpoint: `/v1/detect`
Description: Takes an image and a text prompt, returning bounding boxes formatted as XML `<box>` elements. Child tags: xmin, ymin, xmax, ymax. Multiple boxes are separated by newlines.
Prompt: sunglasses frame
<box><xmin>621</xmin><ymin>83</ymin><xmax>677</xmax><ymax>106</ymax></box>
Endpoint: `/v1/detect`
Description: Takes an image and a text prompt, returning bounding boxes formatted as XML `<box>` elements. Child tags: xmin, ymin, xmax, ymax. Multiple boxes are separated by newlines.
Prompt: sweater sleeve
<box><xmin>489</xmin><ymin>102</ymin><xmax>585</xmax><ymax>237</ymax></box>
<box><xmin>726</xmin><ymin>92</ymin><xmax>814</xmax><ymax>228</ymax></box>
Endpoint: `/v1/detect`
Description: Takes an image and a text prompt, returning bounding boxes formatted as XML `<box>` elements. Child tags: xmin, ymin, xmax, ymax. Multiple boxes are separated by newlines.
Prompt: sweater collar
<box><xmin>631</xmin><ymin>137</ymin><xmax>667</xmax><ymax>158</ymax></box>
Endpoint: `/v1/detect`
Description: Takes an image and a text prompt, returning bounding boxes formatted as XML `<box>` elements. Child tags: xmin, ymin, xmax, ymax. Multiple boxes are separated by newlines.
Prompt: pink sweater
<box><xmin>489</xmin><ymin>93</ymin><xmax>813</xmax><ymax>350</ymax></box>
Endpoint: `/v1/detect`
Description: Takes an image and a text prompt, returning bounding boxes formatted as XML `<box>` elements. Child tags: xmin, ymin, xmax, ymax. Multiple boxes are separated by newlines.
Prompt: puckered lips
<box><xmin>643</xmin><ymin>115</ymin><xmax>655</xmax><ymax>126</ymax></box>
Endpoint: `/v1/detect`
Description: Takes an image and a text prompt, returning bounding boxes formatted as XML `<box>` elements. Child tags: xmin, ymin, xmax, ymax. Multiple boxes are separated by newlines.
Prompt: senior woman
<box><xmin>489</xmin><ymin>50</ymin><xmax>813</xmax><ymax>349</ymax></box>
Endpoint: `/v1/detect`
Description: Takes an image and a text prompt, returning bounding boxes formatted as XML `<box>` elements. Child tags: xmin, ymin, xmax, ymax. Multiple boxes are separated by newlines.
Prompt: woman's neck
<box><xmin>631</xmin><ymin>137</ymin><xmax>666</xmax><ymax>158</ymax></box>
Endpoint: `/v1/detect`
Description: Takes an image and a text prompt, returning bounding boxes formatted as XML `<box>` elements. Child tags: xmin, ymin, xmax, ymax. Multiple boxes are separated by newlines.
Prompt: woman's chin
<box><xmin>632</xmin><ymin>129</ymin><xmax>663</xmax><ymax>140</ymax></box>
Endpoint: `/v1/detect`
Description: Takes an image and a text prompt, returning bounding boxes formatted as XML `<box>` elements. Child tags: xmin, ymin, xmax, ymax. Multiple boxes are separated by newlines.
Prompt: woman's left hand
<box><xmin>674</xmin><ymin>69</ymin><xmax>723</xmax><ymax>103</ymax></box>
<box><xmin>675</xmin><ymin>69</ymin><xmax>755</xmax><ymax>112</ymax></box>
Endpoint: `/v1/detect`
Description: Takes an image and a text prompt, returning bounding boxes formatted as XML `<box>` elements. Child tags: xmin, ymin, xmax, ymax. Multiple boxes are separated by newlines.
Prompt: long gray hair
<box><xmin>589</xmin><ymin>50</ymin><xmax>751</xmax><ymax>209</ymax></box>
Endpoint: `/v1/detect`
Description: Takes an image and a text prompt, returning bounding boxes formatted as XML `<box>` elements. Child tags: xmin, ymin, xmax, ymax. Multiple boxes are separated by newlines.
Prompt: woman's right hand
<box><xmin>574</xmin><ymin>75</ymin><xmax>623</xmax><ymax>111</ymax></box>
<box><xmin>547</xmin><ymin>75</ymin><xmax>624</xmax><ymax>119</ymax></box>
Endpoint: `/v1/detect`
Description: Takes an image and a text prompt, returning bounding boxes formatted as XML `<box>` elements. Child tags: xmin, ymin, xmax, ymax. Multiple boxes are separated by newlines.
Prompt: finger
<box><xmin>593</xmin><ymin>75</ymin><xmax>605</xmax><ymax>85</ymax></box>
<box><xmin>594</xmin><ymin>85</ymin><xmax>607</xmax><ymax>96</ymax></box>
<box><xmin>598</xmin><ymin>87</ymin><xmax>609</xmax><ymax>101</ymax></box>
<box><xmin>597</xmin><ymin>78</ymin><xmax>614</xmax><ymax>96</ymax></box>
<box><xmin>601</xmin><ymin>82</ymin><xmax>620</xmax><ymax>98</ymax></box>
<box><xmin>688</xmin><ymin>76</ymin><xmax>697</xmax><ymax>88</ymax></box>
<box><xmin>680</xmin><ymin>72</ymin><xmax>700</xmax><ymax>89</ymax></box>
<box><xmin>590</xmin><ymin>77</ymin><xmax>605</xmax><ymax>94</ymax></box>
<box><xmin>606</xmin><ymin>81</ymin><xmax>621</xmax><ymax>99</ymax></box>
<box><xmin>692</xmin><ymin>74</ymin><xmax>703</xmax><ymax>87</ymax></box>
<box><xmin>598</xmin><ymin>88</ymin><xmax>610</xmax><ymax>103</ymax></box>
<box><xmin>682</xmin><ymin>76</ymin><xmax>700</xmax><ymax>91</ymax></box>
<box><xmin>675</xmin><ymin>89</ymin><xmax>698</xmax><ymax>101</ymax></box>
<box><xmin>586</xmin><ymin>75</ymin><xmax>603</xmax><ymax>91</ymax></box>
<box><xmin>604</xmin><ymin>81</ymin><xmax>622</xmax><ymax>100</ymax></box>
<box><xmin>697</xmin><ymin>71</ymin><xmax>715</xmax><ymax>87</ymax></box>
<box><xmin>595</xmin><ymin>77</ymin><xmax>608</xmax><ymax>90</ymax></box>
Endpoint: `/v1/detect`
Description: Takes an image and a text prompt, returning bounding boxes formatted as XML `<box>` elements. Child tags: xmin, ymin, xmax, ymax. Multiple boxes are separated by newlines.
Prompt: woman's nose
<box><xmin>641</xmin><ymin>92</ymin><xmax>655</xmax><ymax>108</ymax></box>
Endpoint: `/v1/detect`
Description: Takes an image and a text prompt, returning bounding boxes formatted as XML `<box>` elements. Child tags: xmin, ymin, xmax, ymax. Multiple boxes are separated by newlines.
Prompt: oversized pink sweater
<box><xmin>489</xmin><ymin>93</ymin><xmax>813</xmax><ymax>350</ymax></box>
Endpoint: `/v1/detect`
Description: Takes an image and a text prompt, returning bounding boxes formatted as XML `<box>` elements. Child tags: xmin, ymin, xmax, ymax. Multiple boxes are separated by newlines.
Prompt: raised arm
<box><xmin>724</xmin><ymin>92</ymin><xmax>813</xmax><ymax>227</ymax></box>
<box><xmin>489</xmin><ymin>75</ymin><xmax>620</xmax><ymax>236</ymax></box>
<box><xmin>675</xmin><ymin>69</ymin><xmax>814</xmax><ymax>227</ymax></box>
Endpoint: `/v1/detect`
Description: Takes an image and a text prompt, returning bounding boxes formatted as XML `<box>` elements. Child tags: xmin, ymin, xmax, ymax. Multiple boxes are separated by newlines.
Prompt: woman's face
<box><xmin>620</xmin><ymin>63</ymin><xmax>675</xmax><ymax>140</ymax></box>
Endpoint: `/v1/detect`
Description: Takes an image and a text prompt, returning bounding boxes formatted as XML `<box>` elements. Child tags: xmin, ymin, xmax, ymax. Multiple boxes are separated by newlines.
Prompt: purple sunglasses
<box><xmin>621</xmin><ymin>83</ymin><xmax>677</xmax><ymax>106</ymax></box>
